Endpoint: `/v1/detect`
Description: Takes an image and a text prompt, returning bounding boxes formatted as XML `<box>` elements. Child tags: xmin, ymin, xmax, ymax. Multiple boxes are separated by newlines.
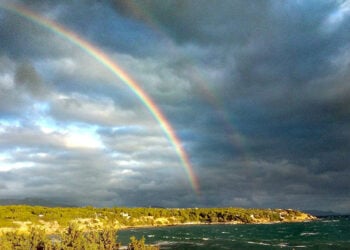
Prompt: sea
<box><xmin>117</xmin><ymin>216</ymin><xmax>350</xmax><ymax>249</ymax></box>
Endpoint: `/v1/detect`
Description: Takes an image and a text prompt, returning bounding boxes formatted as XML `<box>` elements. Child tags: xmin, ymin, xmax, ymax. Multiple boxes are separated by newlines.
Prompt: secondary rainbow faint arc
<box><xmin>1</xmin><ymin>3</ymin><xmax>200</xmax><ymax>194</ymax></box>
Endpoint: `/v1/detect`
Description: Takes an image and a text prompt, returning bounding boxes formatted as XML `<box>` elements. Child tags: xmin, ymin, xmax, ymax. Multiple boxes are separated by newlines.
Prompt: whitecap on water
<box><xmin>156</xmin><ymin>241</ymin><xmax>177</xmax><ymax>247</ymax></box>
<box><xmin>247</xmin><ymin>241</ymin><xmax>271</xmax><ymax>246</ymax></box>
<box><xmin>275</xmin><ymin>242</ymin><xmax>289</xmax><ymax>248</ymax></box>
<box><xmin>300</xmin><ymin>232</ymin><xmax>319</xmax><ymax>236</ymax></box>
<box><xmin>322</xmin><ymin>219</ymin><xmax>339</xmax><ymax>223</ymax></box>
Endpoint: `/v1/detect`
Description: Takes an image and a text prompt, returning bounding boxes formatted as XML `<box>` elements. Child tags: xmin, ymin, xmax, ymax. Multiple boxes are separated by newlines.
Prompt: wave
<box><xmin>300</xmin><ymin>232</ymin><xmax>319</xmax><ymax>236</ymax></box>
<box><xmin>275</xmin><ymin>242</ymin><xmax>289</xmax><ymax>248</ymax></box>
<box><xmin>118</xmin><ymin>218</ymin><xmax>349</xmax><ymax>249</ymax></box>
<box><xmin>156</xmin><ymin>240</ymin><xmax>205</xmax><ymax>247</ymax></box>
<box><xmin>322</xmin><ymin>219</ymin><xmax>339</xmax><ymax>223</ymax></box>
<box><xmin>247</xmin><ymin>241</ymin><xmax>271</xmax><ymax>246</ymax></box>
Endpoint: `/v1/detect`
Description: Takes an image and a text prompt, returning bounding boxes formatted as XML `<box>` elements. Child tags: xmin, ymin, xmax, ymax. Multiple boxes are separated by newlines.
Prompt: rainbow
<box><xmin>1</xmin><ymin>3</ymin><xmax>200</xmax><ymax>194</ymax></box>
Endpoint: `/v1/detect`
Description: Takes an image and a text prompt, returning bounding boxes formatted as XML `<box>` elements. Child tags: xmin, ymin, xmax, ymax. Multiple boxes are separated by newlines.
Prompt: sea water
<box><xmin>117</xmin><ymin>216</ymin><xmax>350</xmax><ymax>249</ymax></box>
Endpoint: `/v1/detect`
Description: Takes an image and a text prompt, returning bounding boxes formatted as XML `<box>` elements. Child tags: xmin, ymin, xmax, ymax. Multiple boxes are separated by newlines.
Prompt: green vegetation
<box><xmin>0</xmin><ymin>205</ymin><xmax>314</xmax><ymax>228</ymax></box>
<box><xmin>0</xmin><ymin>223</ymin><xmax>158</xmax><ymax>249</ymax></box>
<box><xmin>0</xmin><ymin>224</ymin><xmax>117</xmax><ymax>249</ymax></box>
<box><xmin>0</xmin><ymin>224</ymin><xmax>159</xmax><ymax>250</ymax></box>
<box><xmin>0</xmin><ymin>205</ymin><xmax>314</xmax><ymax>249</ymax></box>
<box><xmin>128</xmin><ymin>236</ymin><xmax>159</xmax><ymax>250</ymax></box>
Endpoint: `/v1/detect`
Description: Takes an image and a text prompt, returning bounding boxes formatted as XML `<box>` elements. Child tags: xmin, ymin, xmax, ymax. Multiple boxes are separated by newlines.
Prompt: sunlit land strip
<box><xmin>1</xmin><ymin>3</ymin><xmax>200</xmax><ymax>194</ymax></box>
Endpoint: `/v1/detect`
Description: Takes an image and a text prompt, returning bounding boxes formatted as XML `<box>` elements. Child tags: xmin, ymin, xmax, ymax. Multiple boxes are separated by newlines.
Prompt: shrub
<box><xmin>127</xmin><ymin>236</ymin><xmax>159</xmax><ymax>250</ymax></box>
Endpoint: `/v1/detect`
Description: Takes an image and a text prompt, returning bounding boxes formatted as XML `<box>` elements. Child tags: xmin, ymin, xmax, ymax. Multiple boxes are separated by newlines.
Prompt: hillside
<box><xmin>0</xmin><ymin>205</ymin><xmax>316</xmax><ymax>234</ymax></box>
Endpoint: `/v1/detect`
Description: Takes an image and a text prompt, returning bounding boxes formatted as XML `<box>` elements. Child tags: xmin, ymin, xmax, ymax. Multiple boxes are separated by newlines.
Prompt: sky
<box><xmin>0</xmin><ymin>0</ymin><xmax>349</xmax><ymax>213</ymax></box>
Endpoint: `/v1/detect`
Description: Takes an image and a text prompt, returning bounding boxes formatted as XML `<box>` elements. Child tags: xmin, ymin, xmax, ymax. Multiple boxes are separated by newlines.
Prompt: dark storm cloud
<box><xmin>1</xmin><ymin>0</ymin><xmax>350</xmax><ymax>212</ymax></box>
<box><xmin>29</xmin><ymin>0</ymin><xmax>160</xmax><ymax>57</ymax></box>
<box><xmin>0</xmin><ymin>8</ymin><xmax>69</xmax><ymax>59</ymax></box>
<box><xmin>0</xmin><ymin>56</ymin><xmax>49</xmax><ymax>118</ymax></box>
<box><xmin>111</xmin><ymin>0</ymin><xmax>271</xmax><ymax>45</ymax></box>
<box><xmin>113</xmin><ymin>0</ymin><xmax>350</xmax><ymax>212</ymax></box>
<box><xmin>15</xmin><ymin>61</ymin><xmax>48</xmax><ymax>98</ymax></box>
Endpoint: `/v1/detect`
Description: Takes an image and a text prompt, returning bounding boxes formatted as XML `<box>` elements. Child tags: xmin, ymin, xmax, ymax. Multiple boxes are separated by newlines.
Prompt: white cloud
<box><xmin>0</xmin><ymin>73</ymin><xmax>14</xmax><ymax>89</ymax></box>
<box><xmin>322</xmin><ymin>0</ymin><xmax>350</xmax><ymax>32</ymax></box>
<box><xmin>63</xmin><ymin>129</ymin><xmax>103</xmax><ymax>149</ymax></box>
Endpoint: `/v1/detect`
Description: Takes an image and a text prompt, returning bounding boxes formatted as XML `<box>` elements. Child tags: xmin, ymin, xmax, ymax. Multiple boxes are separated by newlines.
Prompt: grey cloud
<box><xmin>15</xmin><ymin>61</ymin><xmax>48</xmax><ymax>98</ymax></box>
<box><xmin>111</xmin><ymin>0</ymin><xmax>350</xmax><ymax>212</ymax></box>
<box><xmin>21</xmin><ymin>0</ymin><xmax>160</xmax><ymax>57</ymax></box>
<box><xmin>112</xmin><ymin>0</ymin><xmax>271</xmax><ymax>45</ymax></box>
<box><xmin>0</xmin><ymin>125</ymin><xmax>64</xmax><ymax>150</ymax></box>
<box><xmin>0</xmin><ymin>7</ymin><xmax>68</xmax><ymax>59</ymax></box>
<box><xmin>101</xmin><ymin>131</ymin><xmax>170</xmax><ymax>155</ymax></box>
<box><xmin>196</xmin><ymin>159</ymin><xmax>350</xmax><ymax>212</ymax></box>
<box><xmin>0</xmin><ymin>56</ymin><xmax>51</xmax><ymax>119</ymax></box>
<box><xmin>0</xmin><ymin>147</ymin><xmax>194</xmax><ymax>207</ymax></box>
<box><xmin>0</xmin><ymin>56</ymin><xmax>23</xmax><ymax>116</ymax></box>
<box><xmin>1</xmin><ymin>0</ymin><xmax>350</xmax><ymax>212</ymax></box>
<box><xmin>49</xmin><ymin>93</ymin><xmax>151</xmax><ymax>127</ymax></box>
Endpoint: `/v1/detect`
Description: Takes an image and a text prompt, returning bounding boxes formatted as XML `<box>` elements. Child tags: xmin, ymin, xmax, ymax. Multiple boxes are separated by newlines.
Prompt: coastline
<box><xmin>116</xmin><ymin>217</ymin><xmax>349</xmax><ymax>249</ymax></box>
<box><xmin>0</xmin><ymin>205</ymin><xmax>317</xmax><ymax>235</ymax></box>
<box><xmin>118</xmin><ymin>217</ymin><xmax>318</xmax><ymax>231</ymax></box>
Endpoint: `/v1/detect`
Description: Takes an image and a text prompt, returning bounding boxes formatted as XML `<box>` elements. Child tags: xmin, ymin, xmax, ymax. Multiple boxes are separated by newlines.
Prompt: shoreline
<box><xmin>118</xmin><ymin>218</ymin><xmax>318</xmax><ymax>231</ymax></box>
<box><xmin>0</xmin><ymin>218</ymin><xmax>317</xmax><ymax>235</ymax></box>
<box><xmin>0</xmin><ymin>205</ymin><xmax>317</xmax><ymax>235</ymax></box>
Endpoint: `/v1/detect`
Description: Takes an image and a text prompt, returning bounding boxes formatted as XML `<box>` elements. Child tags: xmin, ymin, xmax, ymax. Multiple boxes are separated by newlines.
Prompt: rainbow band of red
<box><xmin>1</xmin><ymin>3</ymin><xmax>200</xmax><ymax>194</ymax></box>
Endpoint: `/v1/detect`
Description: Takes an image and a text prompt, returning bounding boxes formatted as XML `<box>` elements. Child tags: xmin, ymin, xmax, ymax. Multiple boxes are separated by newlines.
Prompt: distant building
<box><xmin>120</xmin><ymin>212</ymin><xmax>130</xmax><ymax>219</ymax></box>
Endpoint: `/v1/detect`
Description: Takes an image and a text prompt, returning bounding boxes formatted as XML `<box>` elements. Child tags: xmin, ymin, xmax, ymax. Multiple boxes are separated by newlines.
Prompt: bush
<box><xmin>127</xmin><ymin>236</ymin><xmax>159</xmax><ymax>250</ymax></box>
<box><xmin>0</xmin><ymin>225</ymin><xmax>159</xmax><ymax>250</ymax></box>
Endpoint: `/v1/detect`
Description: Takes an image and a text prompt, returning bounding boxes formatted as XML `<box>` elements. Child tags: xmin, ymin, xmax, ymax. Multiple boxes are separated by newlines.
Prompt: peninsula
<box><xmin>0</xmin><ymin>205</ymin><xmax>316</xmax><ymax>249</ymax></box>
<box><xmin>0</xmin><ymin>205</ymin><xmax>316</xmax><ymax>233</ymax></box>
